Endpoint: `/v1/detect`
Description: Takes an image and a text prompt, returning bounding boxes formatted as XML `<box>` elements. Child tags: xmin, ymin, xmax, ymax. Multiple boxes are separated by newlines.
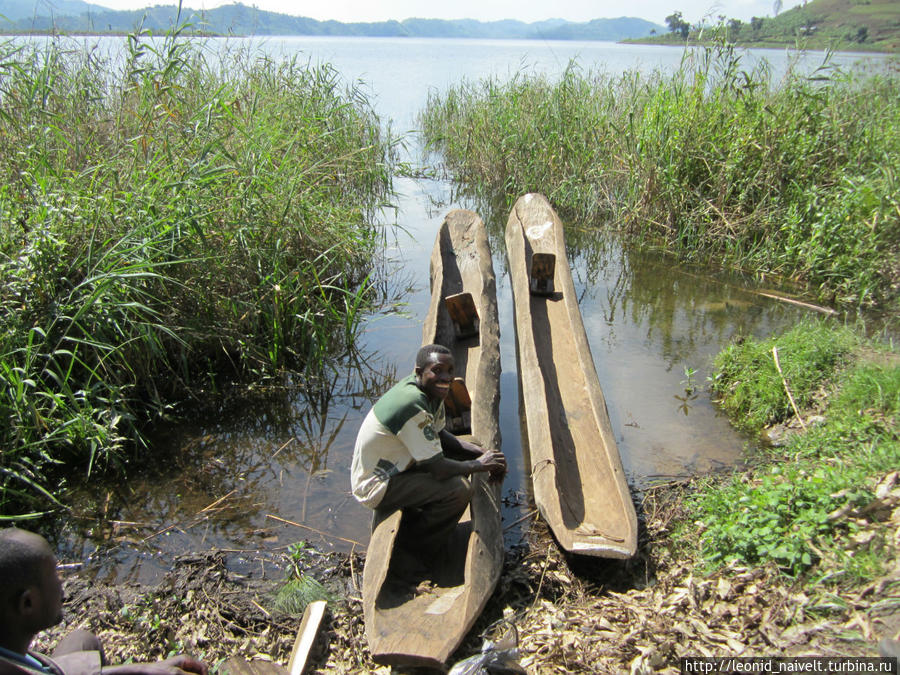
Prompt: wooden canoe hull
<box><xmin>362</xmin><ymin>209</ymin><xmax>503</xmax><ymax>669</ymax></box>
<box><xmin>506</xmin><ymin>193</ymin><xmax>637</xmax><ymax>558</ymax></box>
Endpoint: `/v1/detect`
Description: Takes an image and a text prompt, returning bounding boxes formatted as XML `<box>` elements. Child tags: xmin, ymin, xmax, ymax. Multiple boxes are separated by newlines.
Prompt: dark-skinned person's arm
<box><xmin>102</xmin><ymin>656</ymin><xmax>208</xmax><ymax>675</ymax></box>
<box><xmin>440</xmin><ymin>428</ymin><xmax>507</xmax><ymax>481</ymax></box>
<box><xmin>416</xmin><ymin>431</ymin><xmax>506</xmax><ymax>481</ymax></box>
<box><xmin>439</xmin><ymin>428</ymin><xmax>485</xmax><ymax>460</ymax></box>
<box><xmin>416</xmin><ymin>448</ymin><xmax>506</xmax><ymax>482</ymax></box>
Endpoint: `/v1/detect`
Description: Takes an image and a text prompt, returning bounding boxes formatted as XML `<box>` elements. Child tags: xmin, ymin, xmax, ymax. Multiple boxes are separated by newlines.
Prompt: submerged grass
<box><xmin>421</xmin><ymin>46</ymin><xmax>900</xmax><ymax>312</ymax></box>
<box><xmin>0</xmin><ymin>30</ymin><xmax>395</xmax><ymax>518</ymax></box>
<box><xmin>680</xmin><ymin>320</ymin><xmax>898</xmax><ymax>582</ymax></box>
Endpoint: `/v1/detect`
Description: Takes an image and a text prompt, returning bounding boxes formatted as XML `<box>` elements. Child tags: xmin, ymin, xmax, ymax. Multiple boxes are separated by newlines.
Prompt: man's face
<box><xmin>416</xmin><ymin>352</ymin><xmax>454</xmax><ymax>403</ymax></box>
<box><xmin>35</xmin><ymin>555</ymin><xmax>64</xmax><ymax>628</ymax></box>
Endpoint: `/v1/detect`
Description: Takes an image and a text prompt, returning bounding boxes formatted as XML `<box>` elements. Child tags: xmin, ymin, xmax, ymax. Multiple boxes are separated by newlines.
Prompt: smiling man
<box><xmin>350</xmin><ymin>343</ymin><xmax>506</xmax><ymax>560</ymax></box>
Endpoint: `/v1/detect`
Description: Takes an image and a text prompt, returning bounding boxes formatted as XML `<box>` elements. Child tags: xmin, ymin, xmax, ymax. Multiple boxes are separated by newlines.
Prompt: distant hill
<box><xmin>629</xmin><ymin>0</ymin><xmax>899</xmax><ymax>52</ymax></box>
<box><xmin>0</xmin><ymin>1</ymin><xmax>664</xmax><ymax>40</ymax></box>
<box><xmin>0</xmin><ymin>0</ymin><xmax>107</xmax><ymax>21</ymax></box>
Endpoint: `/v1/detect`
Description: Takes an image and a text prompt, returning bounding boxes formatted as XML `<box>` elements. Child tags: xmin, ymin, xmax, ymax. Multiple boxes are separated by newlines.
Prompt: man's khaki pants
<box><xmin>374</xmin><ymin>465</ymin><xmax>473</xmax><ymax>557</ymax></box>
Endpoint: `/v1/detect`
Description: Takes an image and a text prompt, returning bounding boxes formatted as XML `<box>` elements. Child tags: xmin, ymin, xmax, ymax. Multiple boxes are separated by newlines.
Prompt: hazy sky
<box><xmin>92</xmin><ymin>0</ymin><xmax>805</xmax><ymax>26</ymax></box>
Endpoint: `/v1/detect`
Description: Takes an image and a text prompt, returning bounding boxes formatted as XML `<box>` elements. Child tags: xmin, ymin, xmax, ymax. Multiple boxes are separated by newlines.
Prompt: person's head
<box><xmin>0</xmin><ymin>528</ymin><xmax>64</xmax><ymax>650</ymax></box>
<box><xmin>415</xmin><ymin>344</ymin><xmax>454</xmax><ymax>403</ymax></box>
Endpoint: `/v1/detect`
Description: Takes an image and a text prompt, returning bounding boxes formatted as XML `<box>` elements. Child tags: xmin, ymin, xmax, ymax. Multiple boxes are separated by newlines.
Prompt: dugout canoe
<box><xmin>505</xmin><ymin>193</ymin><xmax>636</xmax><ymax>558</ymax></box>
<box><xmin>362</xmin><ymin>209</ymin><xmax>504</xmax><ymax>669</ymax></box>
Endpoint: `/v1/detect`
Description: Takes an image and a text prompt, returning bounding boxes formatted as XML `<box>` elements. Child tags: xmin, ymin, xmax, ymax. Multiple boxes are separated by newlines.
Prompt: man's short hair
<box><xmin>415</xmin><ymin>343</ymin><xmax>452</xmax><ymax>370</ymax></box>
<box><xmin>0</xmin><ymin>528</ymin><xmax>53</xmax><ymax>603</ymax></box>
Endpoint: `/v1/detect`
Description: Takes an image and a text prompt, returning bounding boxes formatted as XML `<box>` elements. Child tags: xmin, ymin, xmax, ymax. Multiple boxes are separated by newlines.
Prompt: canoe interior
<box><xmin>506</xmin><ymin>193</ymin><xmax>637</xmax><ymax>558</ymax></box>
<box><xmin>363</xmin><ymin>209</ymin><xmax>503</xmax><ymax>669</ymax></box>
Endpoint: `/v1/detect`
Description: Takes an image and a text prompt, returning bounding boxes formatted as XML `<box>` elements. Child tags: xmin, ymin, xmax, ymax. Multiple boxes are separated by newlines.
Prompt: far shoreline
<box><xmin>623</xmin><ymin>35</ymin><xmax>896</xmax><ymax>54</ymax></box>
<box><xmin>2</xmin><ymin>30</ymin><xmax>895</xmax><ymax>55</ymax></box>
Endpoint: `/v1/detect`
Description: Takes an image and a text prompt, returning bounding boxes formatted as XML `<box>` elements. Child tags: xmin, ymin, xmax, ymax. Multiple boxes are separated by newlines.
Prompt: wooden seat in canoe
<box><xmin>529</xmin><ymin>252</ymin><xmax>555</xmax><ymax>296</ymax></box>
<box><xmin>444</xmin><ymin>377</ymin><xmax>472</xmax><ymax>434</ymax></box>
<box><xmin>444</xmin><ymin>292</ymin><xmax>480</xmax><ymax>339</ymax></box>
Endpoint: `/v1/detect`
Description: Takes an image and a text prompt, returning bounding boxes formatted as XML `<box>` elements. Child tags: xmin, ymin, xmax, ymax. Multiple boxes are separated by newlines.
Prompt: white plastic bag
<box><xmin>448</xmin><ymin>624</ymin><xmax>526</xmax><ymax>675</ymax></box>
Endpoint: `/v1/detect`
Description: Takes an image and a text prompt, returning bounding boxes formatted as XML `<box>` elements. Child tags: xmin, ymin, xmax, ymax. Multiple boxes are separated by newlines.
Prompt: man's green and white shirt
<box><xmin>351</xmin><ymin>374</ymin><xmax>445</xmax><ymax>508</ymax></box>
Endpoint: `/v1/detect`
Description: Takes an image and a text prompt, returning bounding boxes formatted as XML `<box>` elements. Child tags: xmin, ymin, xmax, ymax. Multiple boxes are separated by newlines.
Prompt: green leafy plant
<box><xmin>681</xmin><ymin>365</ymin><xmax>698</xmax><ymax>395</ymax></box>
<box><xmin>690</xmin><ymin>463</ymin><xmax>871</xmax><ymax>575</ymax></box>
<box><xmin>679</xmin><ymin>323</ymin><xmax>898</xmax><ymax>579</ymax></box>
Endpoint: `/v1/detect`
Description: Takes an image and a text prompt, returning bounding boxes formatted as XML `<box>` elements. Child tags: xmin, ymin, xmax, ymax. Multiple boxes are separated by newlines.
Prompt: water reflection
<box><xmin>464</xmin><ymin>191</ymin><xmax>822</xmax><ymax>488</ymax></box>
<box><xmin>62</xmin><ymin>350</ymin><xmax>399</xmax><ymax>583</ymax></box>
<box><xmin>567</xmin><ymin>232</ymin><xmax>813</xmax><ymax>485</ymax></box>
<box><xmin>45</xmin><ymin>36</ymin><xmax>889</xmax><ymax>580</ymax></box>
<box><xmin>567</xmin><ymin>230</ymin><xmax>791</xmax><ymax>367</ymax></box>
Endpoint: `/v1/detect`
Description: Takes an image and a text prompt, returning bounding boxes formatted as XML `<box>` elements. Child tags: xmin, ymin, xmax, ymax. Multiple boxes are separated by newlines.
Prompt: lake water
<box><xmin>47</xmin><ymin>35</ymin><xmax>886</xmax><ymax>581</ymax></box>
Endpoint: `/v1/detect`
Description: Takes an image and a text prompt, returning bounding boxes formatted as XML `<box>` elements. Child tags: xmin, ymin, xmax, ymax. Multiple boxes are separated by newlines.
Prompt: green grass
<box><xmin>269</xmin><ymin>576</ymin><xmax>336</xmax><ymax>616</ymax></box>
<box><xmin>708</xmin><ymin>320</ymin><xmax>858</xmax><ymax>432</ymax></box>
<box><xmin>420</xmin><ymin>46</ymin><xmax>900</xmax><ymax>313</ymax></box>
<box><xmin>631</xmin><ymin>0</ymin><xmax>900</xmax><ymax>53</ymax></box>
<box><xmin>0</xmin><ymin>29</ymin><xmax>395</xmax><ymax>519</ymax></box>
<box><xmin>681</xmin><ymin>321</ymin><xmax>898</xmax><ymax>581</ymax></box>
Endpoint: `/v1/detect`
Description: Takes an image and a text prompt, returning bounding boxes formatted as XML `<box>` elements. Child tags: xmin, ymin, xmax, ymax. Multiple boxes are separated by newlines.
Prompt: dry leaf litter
<box><xmin>34</xmin><ymin>473</ymin><xmax>900</xmax><ymax>674</ymax></box>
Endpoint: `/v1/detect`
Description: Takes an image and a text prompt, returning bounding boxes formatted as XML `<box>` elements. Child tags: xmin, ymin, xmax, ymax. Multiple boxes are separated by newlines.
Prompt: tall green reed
<box><xmin>421</xmin><ymin>47</ymin><xmax>899</xmax><ymax>311</ymax></box>
<box><xmin>0</xmin><ymin>28</ymin><xmax>395</xmax><ymax>518</ymax></box>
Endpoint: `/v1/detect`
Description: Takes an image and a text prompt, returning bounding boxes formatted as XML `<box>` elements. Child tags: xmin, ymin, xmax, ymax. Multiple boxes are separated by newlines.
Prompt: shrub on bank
<box><xmin>0</xmin><ymin>31</ymin><xmax>395</xmax><ymax>518</ymax></box>
<box><xmin>685</xmin><ymin>321</ymin><xmax>898</xmax><ymax>579</ymax></box>
<box><xmin>421</xmin><ymin>47</ymin><xmax>900</xmax><ymax>312</ymax></box>
<box><xmin>708</xmin><ymin>320</ymin><xmax>857</xmax><ymax>432</ymax></box>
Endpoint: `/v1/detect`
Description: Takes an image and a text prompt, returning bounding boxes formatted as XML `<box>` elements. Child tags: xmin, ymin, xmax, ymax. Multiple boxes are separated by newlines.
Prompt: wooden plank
<box><xmin>287</xmin><ymin>600</ymin><xmax>327</xmax><ymax>675</ymax></box>
<box><xmin>220</xmin><ymin>658</ymin><xmax>285</xmax><ymax>675</ymax></box>
<box><xmin>444</xmin><ymin>292</ymin><xmax>480</xmax><ymax>338</ymax></box>
<box><xmin>529</xmin><ymin>252</ymin><xmax>555</xmax><ymax>296</ymax></box>
<box><xmin>219</xmin><ymin>600</ymin><xmax>326</xmax><ymax>675</ymax></box>
<box><xmin>506</xmin><ymin>193</ymin><xmax>637</xmax><ymax>558</ymax></box>
<box><xmin>362</xmin><ymin>208</ymin><xmax>504</xmax><ymax>669</ymax></box>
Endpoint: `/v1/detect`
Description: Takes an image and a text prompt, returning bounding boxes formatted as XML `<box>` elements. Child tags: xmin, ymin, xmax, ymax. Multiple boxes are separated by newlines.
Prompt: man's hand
<box><xmin>102</xmin><ymin>655</ymin><xmax>208</xmax><ymax>675</ymax></box>
<box><xmin>160</xmin><ymin>656</ymin><xmax>207</xmax><ymax>675</ymax></box>
<box><xmin>476</xmin><ymin>449</ymin><xmax>506</xmax><ymax>481</ymax></box>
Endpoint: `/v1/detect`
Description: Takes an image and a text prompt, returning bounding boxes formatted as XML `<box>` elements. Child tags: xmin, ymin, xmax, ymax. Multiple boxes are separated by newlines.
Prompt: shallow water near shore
<box><xmin>58</xmin><ymin>171</ymin><xmax>824</xmax><ymax>584</ymax></box>
<box><xmin>49</xmin><ymin>35</ymin><xmax>887</xmax><ymax>582</ymax></box>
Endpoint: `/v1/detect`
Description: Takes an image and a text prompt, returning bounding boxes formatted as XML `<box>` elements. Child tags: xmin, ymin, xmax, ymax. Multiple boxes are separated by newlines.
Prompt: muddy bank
<box><xmin>34</xmin><ymin>486</ymin><xmax>900</xmax><ymax>674</ymax></box>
